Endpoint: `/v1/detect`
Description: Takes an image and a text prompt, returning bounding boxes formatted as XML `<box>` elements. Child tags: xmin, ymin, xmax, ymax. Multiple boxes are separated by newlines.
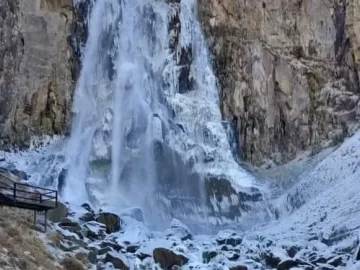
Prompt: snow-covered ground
<box><xmin>2</xmin><ymin>132</ymin><xmax>360</xmax><ymax>269</ymax></box>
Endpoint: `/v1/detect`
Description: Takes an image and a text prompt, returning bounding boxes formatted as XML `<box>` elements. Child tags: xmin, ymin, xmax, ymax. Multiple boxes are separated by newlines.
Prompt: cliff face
<box><xmin>0</xmin><ymin>0</ymin><xmax>81</xmax><ymax>148</ymax></box>
<box><xmin>198</xmin><ymin>0</ymin><xmax>360</xmax><ymax>165</ymax></box>
<box><xmin>1</xmin><ymin>0</ymin><xmax>359</xmax><ymax>167</ymax></box>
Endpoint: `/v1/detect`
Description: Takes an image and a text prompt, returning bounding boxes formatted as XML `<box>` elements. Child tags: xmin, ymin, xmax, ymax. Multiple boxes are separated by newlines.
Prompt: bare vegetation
<box><xmin>0</xmin><ymin>207</ymin><xmax>62</xmax><ymax>270</ymax></box>
<box><xmin>61</xmin><ymin>257</ymin><xmax>86</xmax><ymax>270</ymax></box>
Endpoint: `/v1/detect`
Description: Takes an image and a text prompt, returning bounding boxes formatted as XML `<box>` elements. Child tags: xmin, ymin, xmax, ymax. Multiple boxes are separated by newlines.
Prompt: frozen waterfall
<box><xmin>61</xmin><ymin>0</ymin><xmax>262</xmax><ymax>227</ymax></box>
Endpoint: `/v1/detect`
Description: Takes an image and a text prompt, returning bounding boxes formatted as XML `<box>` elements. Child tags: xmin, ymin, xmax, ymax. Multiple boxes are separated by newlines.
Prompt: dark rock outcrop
<box><xmin>96</xmin><ymin>212</ymin><xmax>122</xmax><ymax>234</ymax></box>
<box><xmin>0</xmin><ymin>0</ymin><xmax>88</xmax><ymax>149</ymax></box>
<box><xmin>153</xmin><ymin>248</ymin><xmax>189</xmax><ymax>269</ymax></box>
<box><xmin>104</xmin><ymin>252</ymin><xmax>129</xmax><ymax>270</ymax></box>
<box><xmin>48</xmin><ymin>202</ymin><xmax>68</xmax><ymax>223</ymax></box>
<box><xmin>198</xmin><ymin>0</ymin><xmax>360</xmax><ymax>165</ymax></box>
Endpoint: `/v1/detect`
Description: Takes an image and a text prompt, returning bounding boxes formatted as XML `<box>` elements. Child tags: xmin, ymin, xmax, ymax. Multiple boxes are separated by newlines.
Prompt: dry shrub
<box><xmin>48</xmin><ymin>231</ymin><xmax>64</xmax><ymax>248</ymax></box>
<box><xmin>75</xmin><ymin>252</ymin><xmax>89</xmax><ymax>265</ymax></box>
<box><xmin>0</xmin><ymin>207</ymin><xmax>62</xmax><ymax>270</ymax></box>
<box><xmin>5</xmin><ymin>225</ymin><xmax>20</xmax><ymax>237</ymax></box>
<box><xmin>61</xmin><ymin>256</ymin><xmax>85</xmax><ymax>270</ymax></box>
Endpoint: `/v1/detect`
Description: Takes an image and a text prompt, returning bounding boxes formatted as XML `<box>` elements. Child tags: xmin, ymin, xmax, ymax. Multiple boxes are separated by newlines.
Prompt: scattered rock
<box><xmin>83</xmin><ymin>221</ymin><xmax>106</xmax><ymax>240</ymax></box>
<box><xmin>317</xmin><ymin>264</ymin><xmax>336</xmax><ymax>270</ymax></box>
<box><xmin>286</xmin><ymin>246</ymin><xmax>300</xmax><ymax>258</ymax></box>
<box><xmin>80</xmin><ymin>212</ymin><xmax>96</xmax><ymax>222</ymax></box>
<box><xmin>263</xmin><ymin>252</ymin><xmax>282</xmax><ymax>268</ymax></box>
<box><xmin>203</xmin><ymin>250</ymin><xmax>217</xmax><ymax>263</ymax></box>
<box><xmin>96</xmin><ymin>212</ymin><xmax>121</xmax><ymax>234</ymax></box>
<box><xmin>104</xmin><ymin>252</ymin><xmax>129</xmax><ymax>270</ymax></box>
<box><xmin>81</xmin><ymin>203</ymin><xmax>95</xmax><ymax>214</ymax></box>
<box><xmin>153</xmin><ymin>248</ymin><xmax>189</xmax><ymax>269</ymax></box>
<box><xmin>100</xmin><ymin>241</ymin><xmax>123</xmax><ymax>252</ymax></box>
<box><xmin>10</xmin><ymin>169</ymin><xmax>28</xmax><ymax>180</ymax></box>
<box><xmin>126</xmin><ymin>245</ymin><xmax>139</xmax><ymax>253</ymax></box>
<box><xmin>227</xmin><ymin>252</ymin><xmax>240</xmax><ymax>261</ymax></box>
<box><xmin>277</xmin><ymin>259</ymin><xmax>298</xmax><ymax>270</ymax></box>
<box><xmin>87</xmin><ymin>251</ymin><xmax>97</xmax><ymax>264</ymax></box>
<box><xmin>311</xmin><ymin>256</ymin><xmax>327</xmax><ymax>265</ymax></box>
<box><xmin>215</xmin><ymin>230</ymin><xmax>242</xmax><ymax>247</ymax></box>
<box><xmin>230</xmin><ymin>266</ymin><xmax>248</xmax><ymax>270</ymax></box>
<box><xmin>327</xmin><ymin>256</ymin><xmax>343</xmax><ymax>267</ymax></box>
<box><xmin>355</xmin><ymin>245</ymin><xmax>360</xmax><ymax>260</ymax></box>
<box><xmin>165</xmin><ymin>219</ymin><xmax>192</xmax><ymax>241</ymax></box>
<box><xmin>98</xmin><ymin>247</ymin><xmax>113</xmax><ymax>256</ymax></box>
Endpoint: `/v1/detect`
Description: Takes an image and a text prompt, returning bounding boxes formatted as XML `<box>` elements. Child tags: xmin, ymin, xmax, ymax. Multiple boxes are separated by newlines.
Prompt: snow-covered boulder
<box><xmin>153</xmin><ymin>248</ymin><xmax>189</xmax><ymax>269</ymax></box>
<box><xmin>96</xmin><ymin>212</ymin><xmax>122</xmax><ymax>234</ymax></box>
<box><xmin>165</xmin><ymin>219</ymin><xmax>192</xmax><ymax>241</ymax></box>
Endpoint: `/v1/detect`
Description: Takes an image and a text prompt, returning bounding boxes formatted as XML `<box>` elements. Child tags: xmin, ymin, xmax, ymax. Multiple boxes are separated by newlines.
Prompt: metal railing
<box><xmin>0</xmin><ymin>172</ymin><xmax>58</xmax><ymax>209</ymax></box>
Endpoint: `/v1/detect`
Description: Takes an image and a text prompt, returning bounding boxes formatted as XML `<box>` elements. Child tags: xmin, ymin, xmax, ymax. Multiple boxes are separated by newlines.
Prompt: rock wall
<box><xmin>198</xmin><ymin>0</ymin><xmax>360</xmax><ymax>165</ymax></box>
<box><xmin>0</xmin><ymin>0</ymin><xmax>81</xmax><ymax>148</ymax></box>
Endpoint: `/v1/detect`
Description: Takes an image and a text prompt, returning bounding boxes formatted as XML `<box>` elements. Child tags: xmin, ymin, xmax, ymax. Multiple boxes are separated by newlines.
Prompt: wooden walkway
<box><xmin>0</xmin><ymin>172</ymin><xmax>58</xmax><ymax>231</ymax></box>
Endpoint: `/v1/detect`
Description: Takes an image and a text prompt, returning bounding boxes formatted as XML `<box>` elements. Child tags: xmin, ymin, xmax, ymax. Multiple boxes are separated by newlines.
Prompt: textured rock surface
<box><xmin>198</xmin><ymin>0</ymin><xmax>360</xmax><ymax>165</ymax></box>
<box><xmin>0</xmin><ymin>0</ymin><xmax>81</xmax><ymax>148</ymax></box>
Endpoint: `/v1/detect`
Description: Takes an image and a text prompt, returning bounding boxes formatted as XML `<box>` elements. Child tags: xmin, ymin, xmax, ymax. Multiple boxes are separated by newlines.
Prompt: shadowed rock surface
<box><xmin>198</xmin><ymin>0</ymin><xmax>360</xmax><ymax>165</ymax></box>
<box><xmin>0</xmin><ymin>0</ymin><xmax>85</xmax><ymax>149</ymax></box>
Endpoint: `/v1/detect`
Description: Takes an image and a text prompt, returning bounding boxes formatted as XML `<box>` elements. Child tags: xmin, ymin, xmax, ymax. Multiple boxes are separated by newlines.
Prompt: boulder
<box><xmin>230</xmin><ymin>266</ymin><xmax>248</xmax><ymax>270</ymax></box>
<box><xmin>355</xmin><ymin>245</ymin><xmax>360</xmax><ymax>260</ymax></box>
<box><xmin>215</xmin><ymin>230</ymin><xmax>242</xmax><ymax>247</ymax></box>
<box><xmin>317</xmin><ymin>264</ymin><xmax>336</xmax><ymax>270</ymax></box>
<box><xmin>48</xmin><ymin>202</ymin><xmax>68</xmax><ymax>223</ymax></box>
<box><xmin>227</xmin><ymin>252</ymin><xmax>240</xmax><ymax>261</ymax></box>
<box><xmin>96</xmin><ymin>212</ymin><xmax>122</xmax><ymax>234</ymax></box>
<box><xmin>99</xmin><ymin>241</ymin><xmax>123</xmax><ymax>252</ymax></box>
<box><xmin>286</xmin><ymin>246</ymin><xmax>300</xmax><ymax>258</ymax></box>
<box><xmin>87</xmin><ymin>251</ymin><xmax>97</xmax><ymax>264</ymax></box>
<box><xmin>327</xmin><ymin>256</ymin><xmax>343</xmax><ymax>267</ymax></box>
<box><xmin>59</xmin><ymin>220</ymin><xmax>83</xmax><ymax>239</ymax></box>
<box><xmin>277</xmin><ymin>259</ymin><xmax>298</xmax><ymax>270</ymax></box>
<box><xmin>126</xmin><ymin>245</ymin><xmax>139</xmax><ymax>253</ymax></box>
<box><xmin>203</xmin><ymin>250</ymin><xmax>217</xmax><ymax>263</ymax></box>
<box><xmin>104</xmin><ymin>252</ymin><xmax>129</xmax><ymax>270</ymax></box>
<box><xmin>165</xmin><ymin>219</ymin><xmax>192</xmax><ymax>241</ymax></box>
<box><xmin>263</xmin><ymin>252</ymin><xmax>282</xmax><ymax>268</ymax></box>
<box><xmin>98</xmin><ymin>247</ymin><xmax>113</xmax><ymax>256</ymax></box>
<box><xmin>81</xmin><ymin>203</ymin><xmax>95</xmax><ymax>214</ymax></box>
<box><xmin>83</xmin><ymin>221</ymin><xmax>106</xmax><ymax>240</ymax></box>
<box><xmin>10</xmin><ymin>169</ymin><xmax>28</xmax><ymax>180</ymax></box>
<box><xmin>153</xmin><ymin>248</ymin><xmax>189</xmax><ymax>269</ymax></box>
<box><xmin>80</xmin><ymin>212</ymin><xmax>95</xmax><ymax>222</ymax></box>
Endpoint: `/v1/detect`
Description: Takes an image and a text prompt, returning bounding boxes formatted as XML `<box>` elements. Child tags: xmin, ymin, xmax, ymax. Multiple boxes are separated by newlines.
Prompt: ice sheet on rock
<box><xmin>57</xmin><ymin>0</ymin><xmax>264</xmax><ymax>227</ymax></box>
<box><xmin>245</xmin><ymin>131</ymin><xmax>360</xmax><ymax>262</ymax></box>
<box><xmin>137</xmin><ymin>239</ymin><xmax>174</xmax><ymax>257</ymax></box>
<box><xmin>115</xmin><ymin>222</ymin><xmax>151</xmax><ymax>245</ymax></box>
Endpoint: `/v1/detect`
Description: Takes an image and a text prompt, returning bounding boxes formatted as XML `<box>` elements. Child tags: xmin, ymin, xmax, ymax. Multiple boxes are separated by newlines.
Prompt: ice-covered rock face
<box><xmin>51</xmin><ymin>0</ymin><xmax>266</xmax><ymax>227</ymax></box>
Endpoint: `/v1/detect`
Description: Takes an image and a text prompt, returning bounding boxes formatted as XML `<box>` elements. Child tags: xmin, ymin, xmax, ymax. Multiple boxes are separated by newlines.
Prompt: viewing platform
<box><xmin>0</xmin><ymin>172</ymin><xmax>58</xmax><ymax>231</ymax></box>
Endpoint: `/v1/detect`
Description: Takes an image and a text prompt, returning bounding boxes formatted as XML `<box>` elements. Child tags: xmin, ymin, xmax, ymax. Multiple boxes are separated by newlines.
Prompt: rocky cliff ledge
<box><xmin>198</xmin><ymin>0</ymin><xmax>360</xmax><ymax>165</ymax></box>
<box><xmin>0</xmin><ymin>0</ymin><xmax>84</xmax><ymax>148</ymax></box>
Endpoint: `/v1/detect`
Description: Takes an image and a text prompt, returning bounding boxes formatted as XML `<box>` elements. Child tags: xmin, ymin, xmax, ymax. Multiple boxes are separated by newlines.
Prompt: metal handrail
<box><xmin>0</xmin><ymin>173</ymin><xmax>58</xmax><ymax>208</ymax></box>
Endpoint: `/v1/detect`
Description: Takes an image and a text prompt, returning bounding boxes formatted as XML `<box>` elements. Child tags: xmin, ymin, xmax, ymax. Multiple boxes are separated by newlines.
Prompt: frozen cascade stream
<box><xmin>4</xmin><ymin>0</ymin><xmax>265</xmax><ymax>228</ymax></box>
<box><xmin>63</xmin><ymin>0</ymin><xmax>264</xmax><ymax>227</ymax></box>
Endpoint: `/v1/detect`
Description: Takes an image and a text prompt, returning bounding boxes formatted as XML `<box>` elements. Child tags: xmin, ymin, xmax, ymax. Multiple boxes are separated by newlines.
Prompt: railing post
<box><xmin>44</xmin><ymin>210</ymin><xmax>47</xmax><ymax>232</ymax></box>
<box><xmin>13</xmin><ymin>182</ymin><xmax>16</xmax><ymax>200</ymax></box>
